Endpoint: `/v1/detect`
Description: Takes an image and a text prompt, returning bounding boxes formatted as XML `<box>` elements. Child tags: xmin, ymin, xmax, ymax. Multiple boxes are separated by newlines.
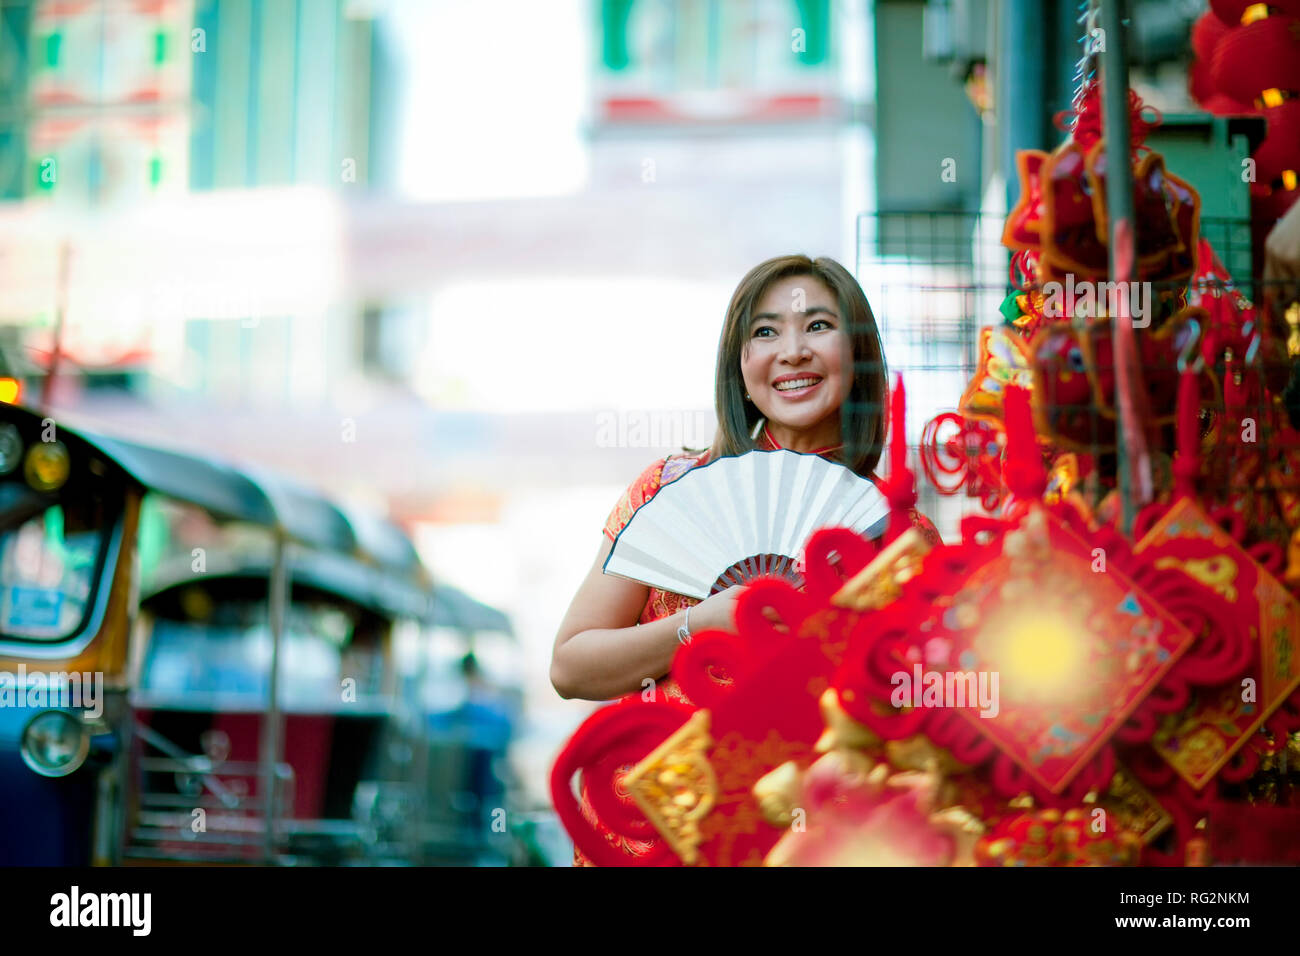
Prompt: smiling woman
<box><xmin>715</xmin><ymin>256</ymin><xmax>887</xmax><ymax>465</ymax></box>
<box><xmin>549</xmin><ymin>254</ymin><xmax>940</xmax><ymax>866</ymax></box>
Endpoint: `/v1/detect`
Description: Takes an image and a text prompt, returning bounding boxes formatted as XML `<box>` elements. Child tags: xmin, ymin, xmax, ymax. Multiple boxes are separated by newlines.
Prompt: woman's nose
<box><xmin>779</xmin><ymin>331</ymin><xmax>811</xmax><ymax>363</ymax></box>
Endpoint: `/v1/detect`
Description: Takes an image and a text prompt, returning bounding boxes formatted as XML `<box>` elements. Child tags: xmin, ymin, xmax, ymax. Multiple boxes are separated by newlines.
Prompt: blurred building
<box><xmin>0</xmin><ymin>0</ymin><xmax>391</xmax><ymax>428</ymax></box>
<box><xmin>1</xmin><ymin>0</ymin><xmax>379</xmax><ymax>196</ymax></box>
<box><xmin>181</xmin><ymin>0</ymin><xmax>383</xmax><ymax>410</ymax></box>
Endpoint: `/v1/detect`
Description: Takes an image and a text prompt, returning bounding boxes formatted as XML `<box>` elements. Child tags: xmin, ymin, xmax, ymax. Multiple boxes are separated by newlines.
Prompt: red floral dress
<box><xmin>571</xmin><ymin>427</ymin><xmax>941</xmax><ymax>865</ymax></box>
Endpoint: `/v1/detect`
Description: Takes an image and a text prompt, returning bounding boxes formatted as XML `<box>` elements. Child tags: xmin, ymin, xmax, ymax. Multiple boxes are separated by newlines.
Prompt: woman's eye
<box><xmin>753</xmin><ymin>326</ymin><xmax>775</xmax><ymax>338</ymax></box>
<box><xmin>809</xmin><ymin>319</ymin><xmax>833</xmax><ymax>332</ymax></box>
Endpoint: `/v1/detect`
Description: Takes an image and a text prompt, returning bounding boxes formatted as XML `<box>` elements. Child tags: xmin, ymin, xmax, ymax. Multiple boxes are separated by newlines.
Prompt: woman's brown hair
<box><xmin>703</xmin><ymin>255</ymin><xmax>888</xmax><ymax>479</ymax></box>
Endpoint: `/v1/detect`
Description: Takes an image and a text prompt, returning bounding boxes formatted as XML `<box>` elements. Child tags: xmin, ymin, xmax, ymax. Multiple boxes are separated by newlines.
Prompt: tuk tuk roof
<box><xmin>343</xmin><ymin>504</ymin><xmax>424</xmax><ymax>577</ymax></box>
<box><xmin>87</xmin><ymin>431</ymin><xmax>281</xmax><ymax>528</ymax></box>
<box><xmin>0</xmin><ymin>404</ymin><xmax>417</xmax><ymax>575</ymax></box>
<box><xmin>143</xmin><ymin>552</ymin><xmax>510</xmax><ymax>633</ymax></box>
<box><xmin>432</xmin><ymin>586</ymin><xmax>513</xmax><ymax>636</ymax></box>
<box><xmin>144</xmin><ymin>546</ymin><xmax>432</xmax><ymax>621</ymax></box>
<box><xmin>86</xmin><ymin>431</ymin><xmax>364</xmax><ymax>557</ymax></box>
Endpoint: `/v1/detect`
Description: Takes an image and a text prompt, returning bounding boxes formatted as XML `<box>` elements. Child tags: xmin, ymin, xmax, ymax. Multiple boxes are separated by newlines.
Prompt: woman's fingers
<box><xmin>700</xmin><ymin>585</ymin><xmax>792</xmax><ymax>634</ymax></box>
<box><xmin>759</xmin><ymin>603</ymin><xmax>790</xmax><ymax>634</ymax></box>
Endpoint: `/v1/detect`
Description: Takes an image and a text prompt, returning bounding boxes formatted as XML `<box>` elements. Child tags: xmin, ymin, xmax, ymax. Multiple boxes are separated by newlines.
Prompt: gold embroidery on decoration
<box><xmin>833</xmin><ymin>527</ymin><xmax>933</xmax><ymax>611</ymax></box>
<box><xmin>1101</xmin><ymin>763</ymin><xmax>1174</xmax><ymax>845</ymax></box>
<box><xmin>1242</xmin><ymin>4</ymin><xmax>1271</xmax><ymax>26</ymax></box>
<box><xmin>625</xmin><ymin>710</ymin><xmax>718</xmax><ymax>865</ymax></box>
<box><xmin>1153</xmin><ymin>554</ymin><xmax>1239</xmax><ymax>602</ymax></box>
<box><xmin>815</xmin><ymin>688</ymin><xmax>881</xmax><ymax>754</ymax></box>
<box><xmin>753</xmin><ymin>761</ymin><xmax>802</xmax><ymax>827</ymax></box>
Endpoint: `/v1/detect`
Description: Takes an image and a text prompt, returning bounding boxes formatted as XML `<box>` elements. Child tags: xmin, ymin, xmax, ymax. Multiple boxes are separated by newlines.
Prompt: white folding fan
<box><xmin>603</xmin><ymin>449</ymin><xmax>890</xmax><ymax>599</ymax></box>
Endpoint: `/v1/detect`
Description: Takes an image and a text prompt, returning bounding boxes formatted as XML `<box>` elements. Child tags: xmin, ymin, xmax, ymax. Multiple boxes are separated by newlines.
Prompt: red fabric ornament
<box><xmin>880</xmin><ymin>373</ymin><xmax>919</xmax><ymax>543</ymax></box>
<box><xmin>827</xmin><ymin>497</ymin><xmax>1217</xmax><ymax>812</ymax></box>
<box><xmin>1188</xmin><ymin>11</ymin><xmax>1256</xmax><ymax>114</ymax></box>
<box><xmin>1003</xmin><ymin>151</ymin><xmax>1049</xmax><ymax>252</ymax></box>
<box><xmin>1210</xmin><ymin>803</ymin><xmax>1300</xmax><ymax>863</ymax></box>
<box><xmin>1127</xmin><ymin>499</ymin><xmax>1300</xmax><ymax>787</ymax></box>
<box><xmin>1208</xmin><ymin>1</ymin><xmax>1252</xmax><ymax>29</ymax></box>
<box><xmin>1254</xmin><ymin>185</ymin><xmax>1300</xmax><ymax>231</ymax></box>
<box><xmin>764</xmin><ymin>753</ymin><xmax>962</xmax><ymax>867</ymax></box>
<box><xmin>1193</xmin><ymin>9</ymin><xmax>1232</xmax><ymax>60</ymax></box>
<box><xmin>1054</xmin><ymin>82</ymin><xmax>1159</xmax><ymax>158</ymax></box>
<box><xmin>1191</xmin><ymin>3</ymin><xmax>1300</xmax><ymax>227</ymax></box>
<box><xmin>1250</xmin><ymin>100</ymin><xmax>1300</xmax><ymax>186</ymax></box>
<box><xmin>550</xmin><ymin>697</ymin><xmax>695</xmax><ymax>867</ymax></box>
<box><xmin>551</xmin><ymin>540</ymin><xmax>893</xmax><ymax>865</ymax></box>
<box><xmin>1212</xmin><ymin>0</ymin><xmax>1300</xmax><ymax>22</ymax></box>
<box><xmin>1210</xmin><ymin>16</ymin><xmax>1300</xmax><ymax>105</ymax></box>
<box><xmin>1004</xmin><ymin>84</ymin><xmax>1200</xmax><ymax>292</ymax></box>
<box><xmin>1001</xmin><ymin>385</ymin><xmax>1047</xmax><ymax>509</ymax></box>
<box><xmin>976</xmin><ymin>808</ymin><xmax>1142</xmax><ymax>866</ymax></box>
<box><xmin>552</xmin><ymin>84</ymin><xmax>1300</xmax><ymax>863</ymax></box>
<box><xmin>920</xmin><ymin>411</ymin><xmax>1005</xmax><ymax>511</ymax></box>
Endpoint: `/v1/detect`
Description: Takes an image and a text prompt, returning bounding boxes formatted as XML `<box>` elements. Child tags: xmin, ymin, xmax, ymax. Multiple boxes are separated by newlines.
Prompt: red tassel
<box><xmin>883</xmin><ymin>373</ymin><xmax>917</xmax><ymax>543</ymax></box>
<box><xmin>1112</xmin><ymin>219</ymin><xmax>1156</xmax><ymax>509</ymax></box>
<box><xmin>1172</xmin><ymin>367</ymin><xmax>1201</xmax><ymax>501</ymax></box>
<box><xmin>1001</xmin><ymin>385</ymin><xmax>1047</xmax><ymax>505</ymax></box>
<box><xmin>1057</xmin><ymin>80</ymin><xmax>1158</xmax><ymax>156</ymax></box>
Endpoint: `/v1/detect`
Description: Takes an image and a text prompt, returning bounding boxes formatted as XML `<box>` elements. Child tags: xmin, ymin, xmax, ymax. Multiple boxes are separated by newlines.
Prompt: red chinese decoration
<box><xmin>552</xmin><ymin>82</ymin><xmax>1300</xmax><ymax>867</ymax></box>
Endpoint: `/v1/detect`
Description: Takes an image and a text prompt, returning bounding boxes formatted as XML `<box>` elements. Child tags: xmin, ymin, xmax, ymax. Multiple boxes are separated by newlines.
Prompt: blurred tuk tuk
<box><xmin>0</xmin><ymin>402</ymin><xmax>519</xmax><ymax>865</ymax></box>
<box><xmin>420</xmin><ymin>585</ymin><xmax>522</xmax><ymax>864</ymax></box>
<box><xmin>130</xmin><ymin>534</ymin><xmax>432</xmax><ymax>864</ymax></box>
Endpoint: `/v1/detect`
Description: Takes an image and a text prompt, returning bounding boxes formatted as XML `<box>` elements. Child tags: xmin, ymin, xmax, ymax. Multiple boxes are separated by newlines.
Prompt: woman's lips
<box><xmin>771</xmin><ymin>377</ymin><xmax>824</xmax><ymax>400</ymax></box>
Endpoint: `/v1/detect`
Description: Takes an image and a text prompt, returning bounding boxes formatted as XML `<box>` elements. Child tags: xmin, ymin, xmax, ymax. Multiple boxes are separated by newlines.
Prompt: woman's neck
<box><xmin>759</xmin><ymin>421</ymin><xmax>844</xmax><ymax>456</ymax></box>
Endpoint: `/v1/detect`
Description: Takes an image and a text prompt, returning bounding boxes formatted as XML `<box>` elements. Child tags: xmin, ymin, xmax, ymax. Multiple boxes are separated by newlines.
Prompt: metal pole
<box><xmin>41</xmin><ymin>242</ymin><xmax>70</xmax><ymax>414</ymax></box>
<box><xmin>1000</xmin><ymin>0</ymin><xmax>1048</xmax><ymax>212</ymax></box>
<box><xmin>412</xmin><ymin>605</ymin><xmax>431</xmax><ymax>862</ymax></box>
<box><xmin>1099</xmin><ymin>0</ymin><xmax>1151</xmax><ymax>534</ymax></box>
<box><xmin>261</xmin><ymin>533</ymin><xmax>288</xmax><ymax>863</ymax></box>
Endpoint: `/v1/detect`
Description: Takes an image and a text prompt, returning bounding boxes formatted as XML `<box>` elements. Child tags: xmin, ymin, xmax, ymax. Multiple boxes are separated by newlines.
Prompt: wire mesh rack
<box><xmin>854</xmin><ymin>208</ymin><xmax>1291</xmax><ymax>545</ymax></box>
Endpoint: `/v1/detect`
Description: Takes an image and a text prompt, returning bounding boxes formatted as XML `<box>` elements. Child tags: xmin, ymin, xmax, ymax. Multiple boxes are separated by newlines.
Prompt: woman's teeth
<box><xmin>774</xmin><ymin>377</ymin><xmax>821</xmax><ymax>391</ymax></box>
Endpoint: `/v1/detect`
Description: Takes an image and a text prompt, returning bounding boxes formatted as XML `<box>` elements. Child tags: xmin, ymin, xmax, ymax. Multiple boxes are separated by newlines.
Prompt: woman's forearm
<box><xmin>551</xmin><ymin>610</ymin><xmax>686</xmax><ymax>701</ymax></box>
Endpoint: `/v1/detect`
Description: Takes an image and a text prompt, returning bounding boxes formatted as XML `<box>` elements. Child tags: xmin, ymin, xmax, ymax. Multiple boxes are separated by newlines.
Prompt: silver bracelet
<box><xmin>676</xmin><ymin>605</ymin><xmax>692</xmax><ymax>645</ymax></box>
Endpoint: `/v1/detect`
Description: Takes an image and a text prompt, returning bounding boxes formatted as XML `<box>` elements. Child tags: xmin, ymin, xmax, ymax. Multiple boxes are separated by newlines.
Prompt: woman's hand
<box><xmin>683</xmin><ymin>584</ymin><xmax>743</xmax><ymax>635</ymax></box>
<box><xmin>683</xmin><ymin>583</ymin><xmax>789</xmax><ymax>638</ymax></box>
<box><xmin>551</xmin><ymin>536</ymin><xmax>796</xmax><ymax>701</ymax></box>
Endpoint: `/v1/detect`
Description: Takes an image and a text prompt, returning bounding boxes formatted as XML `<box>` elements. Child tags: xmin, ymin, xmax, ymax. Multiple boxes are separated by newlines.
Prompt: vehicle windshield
<box><xmin>0</xmin><ymin>483</ymin><xmax>117</xmax><ymax>643</ymax></box>
<box><xmin>134</xmin><ymin>495</ymin><xmax>394</xmax><ymax>712</ymax></box>
<box><xmin>137</xmin><ymin>491</ymin><xmax>275</xmax><ymax>596</ymax></box>
<box><xmin>140</xmin><ymin>593</ymin><xmax>390</xmax><ymax>711</ymax></box>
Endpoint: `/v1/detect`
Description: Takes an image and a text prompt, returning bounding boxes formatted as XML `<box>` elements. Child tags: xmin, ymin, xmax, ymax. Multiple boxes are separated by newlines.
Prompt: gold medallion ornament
<box><xmin>755</xmin><ymin>689</ymin><xmax>985</xmax><ymax>866</ymax></box>
<box><xmin>1099</xmin><ymin>764</ymin><xmax>1175</xmax><ymax>845</ymax></box>
<box><xmin>812</xmin><ymin>688</ymin><xmax>881</xmax><ymax>754</ymax></box>
<box><xmin>833</xmin><ymin>527</ymin><xmax>932</xmax><ymax>612</ymax></box>
<box><xmin>624</xmin><ymin>710</ymin><xmax>718</xmax><ymax>865</ymax></box>
<box><xmin>752</xmin><ymin>760</ymin><xmax>803</xmax><ymax>828</ymax></box>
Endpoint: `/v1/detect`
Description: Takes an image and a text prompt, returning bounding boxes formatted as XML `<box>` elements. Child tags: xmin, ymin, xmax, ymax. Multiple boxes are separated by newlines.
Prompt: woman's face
<box><xmin>740</xmin><ymin>274</ymin><xmax>853</xmax><ymax>448</ymax></box>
